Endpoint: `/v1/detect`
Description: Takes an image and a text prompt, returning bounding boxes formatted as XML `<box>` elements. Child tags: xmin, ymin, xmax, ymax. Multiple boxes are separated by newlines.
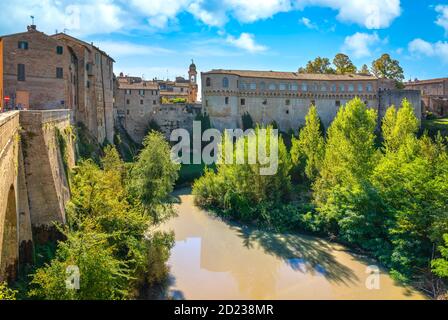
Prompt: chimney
<box><xmin>27</xmin><ymin>25</ymin><xmax>37</xmax><ymax>31</ymax></box>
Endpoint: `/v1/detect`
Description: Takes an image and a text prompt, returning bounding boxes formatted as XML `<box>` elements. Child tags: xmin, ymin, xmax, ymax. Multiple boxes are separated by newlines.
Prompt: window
<box><xmin>126</xmin><ymin>99</ymin><xmax>130</xmax><ymax>105</ymax></box>
<box><xmin>56</xmin><ymin>46</ymin><xmax>63</xmax><ymax>55</ymax></box>
<box><xmin>279</xmin><ymin>83</ymin><xmax>287</xmax><ymax>91</ymax></box>
<box><xmin>127</xmin><ymin>110</ymin><xmax>130</xmax><ymax>115</ymax></box>
<box><xmin>241</xmin><ymin>98</ymin><xmax>246</xmax><ymax>105</ymax></box>
<box><xmin>286</xmin><ymin>110</ymin><xmax>289</xmax><ymax>114</ymax></box>
<box><xmin>335</xmin><ymin>100</ymin><xmax>341</xmax><ymax>107</ymax></box>
<box><xmin>17</xmin><ymin>64</ymin><xmax>25</xmax><ymax>81</ymax></box>
<box><xmin>225</xmin><ymin>97</ymin><xmax>229</xmax><ymax>105</ymax></box>
<box><xmin>222</xmin><ymin>77</ymin><xmax>229</xmax><ymax>88</ymax></box>
<box><xmin>95</xmin><ymin>53</ymin><xmax>100</xmax><ymax>64</ymax></box>
<box><xmin>348</xmin><ymin>84</ymin><xmax>354</xmax><ymax>92</ymax></box>
<box><xmin>302</xmin><ymin>82</ymin><xmax>308</xmax><ymax>91</ymax></box>
<box><xmin>286</xmin><ymin>99</ymin><xmax>290</xmax><ymax>106</ymax></box>
<box><xmin>262</xmin><ymin>99</ymin><xmax>267</xmax><ymax>105</ymax></box>
<box><xmin>358</xmin><ymin>84</ymin><xmax>363</xmax><ymax>92</ymax></box>
<box><xmin>205</xmin><ymin>100</ymin><xmax>209</xmax><ymax>107</ymax></box>
<box><xmin>87</xmin><ymin>81</ymin><xmax>90</xmax><ymax>88</ymax></box>
<box><xmin>139</xmin><ymin>89</ymin><xmax>145</xmax><ymax>96</ymax></box>
<box><xmin>321</xmin><ymin>84</ymin><xmax>327</xmax><ymax>91</ymax></box>
<box><xmin>153</xmin><ymin>100</ymin><xmax>157</xmax><ymax>105</ymax></box>
<box><xmin>366</xmin><ymin>83</ymin><xmax>373</xmax><ymax>92</ymax></box>
<box><xmin>291</xmin><ymin>84</ymin><xmax>298</xmax><ymax>91</ymax></box>
<box><xmin>18</xmin><ymin>41</ymin><xmax>28</xmax><ymax>50</ymax></box>
<box><xmin>239</xmin><ymin>82</ymin><xmax>247</xmax><ymax>90</ymax></box>
<box><xmin>56</xmin><ymin>67</ymin><xmax>63</xmax><ymax>79</ymax></box>
<box><xmin>268</xmin><ymin>83</ymin><xmax>276</xmax><ymax>90</ymax></box>
<box><xmin>250</xmin><ymin>83</ymin><xmax>257</xmax><ymax>90</ymax></box>
<box><xmin>259</xmin><ymin>82</ymin><xmax>266</xmax><ymax>90</ymax></box>
<box><xmin>125</xmin><ymin>89</ymin><xmax>131</xmax><ymax>95</ymax></box>
<box><xmin>206</xmin><ymin>77</ymin><xmax>211</xmax><ymax>87</ymax></box>
<box><xmin>339</xmin><ymin>84</ymin><xmax>345</xmax><ymax>92</ymax></box>
<box><xmin>140</xmin><ymin>99</ymin><xmax>144</xmax><ymax>105</ymax></box>
<box><xmin>331</xmin><ymin>84</ymin><xmax>337</xmax><ymax>92</ymax></box>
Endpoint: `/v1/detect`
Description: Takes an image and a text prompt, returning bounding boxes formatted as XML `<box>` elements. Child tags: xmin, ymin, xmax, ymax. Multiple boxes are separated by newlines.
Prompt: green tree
<box><xmin>359</xmin><ymin>64</ymin><xmax>371</xmax><ymax>75</ymax></box>
<box><xmin>127</xmin><ymin>131</ymin><xmax>180</xmax><ymax>223</ymax></box>
<box><xmin>371</xmin><ymin>54</ymin><xmax>404</xmax><ymax>87</ymax></box>
<box><xmin>29</xmin><ymin>228</ymin><xmax>130</xmax><ymax>300</ymax></box>
<box><xmin>313</xmin><ymin>98</ymin><xmax>381</xmax><ymax>244</ymax></box>
<box><xmin>299</xmin><ymin>57</ymin><xmax>335</xmax><ymax>74</ymax></box>
<box><xmin>242</xmin><ymin>112</ymin><xmax>254</xmax><ymax>130</ymax></box>
<box><xmin>333</xmin><ymin>53</ymin><xmax>357</xmax><ymax>74</ymax></box>
<box><xmin>291</xmin><ymin>105</ymin><xmax>325</xmax><ymax>181</ymax></box>
<box><xmin>0</xmin><ymin>282</ymin><xmax>17</xmax><ymax>300</ymax></box>
<box><xmin>432</xmin><ymin>234</ymin><xmax>448</xmax><ymax>279</ymax></box>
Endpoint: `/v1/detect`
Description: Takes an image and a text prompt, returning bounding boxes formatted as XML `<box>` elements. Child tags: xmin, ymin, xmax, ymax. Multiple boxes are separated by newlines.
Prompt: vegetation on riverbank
<box><xmin>193</xmin><ymin>97</ymin><xmax>448</xmax><ymax>299</ymax></box>
<box><xmin>14</xmin><ymin>131</ymin><xmax>179</xmax><ymax>300</ymax></box>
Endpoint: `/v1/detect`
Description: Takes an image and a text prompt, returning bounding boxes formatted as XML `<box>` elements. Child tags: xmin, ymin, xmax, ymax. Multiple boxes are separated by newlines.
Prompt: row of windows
<box><xmin>126</xmin><ymin>99</ymin><xmax>158</xmax><ymax>105</ymax></box>
<box><xmin>217</xmin><ymin>98</ymin><xmax>369</xmax><ymax>108</ymax></box>
<box><xmin>124</xmin><ymin>89</ymin><xmax>159</xmax><ymax>96</ymax></box>
<box><xmin>17</xmin><ymin>64</ymin><xmax>64</xmax><ymax>81</ymax></box>
<box><xmin>18</xmin><ymin>41</ymin><xmax>64</xmax><ymax>55</ymax></box>
<box><xmin>206</xmin><ymin>77</ymin><xmax>374</xmax><ymax>93</ymax></box>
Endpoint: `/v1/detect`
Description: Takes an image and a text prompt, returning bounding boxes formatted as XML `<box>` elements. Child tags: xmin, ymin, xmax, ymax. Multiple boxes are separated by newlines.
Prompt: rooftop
<box><xmin>202</xmin><ymin>69</ymin><xmax>378</xmax><ymax>81</ymax></box>
<box><xmin>405</xmin><ymin>78</ymin><xmax>448</xmax><ymax>85</ymax></box>
<box><xmin>117</xmin><ymin>80</ymin><xmax>158</xmax><ymax>90</ymax></box>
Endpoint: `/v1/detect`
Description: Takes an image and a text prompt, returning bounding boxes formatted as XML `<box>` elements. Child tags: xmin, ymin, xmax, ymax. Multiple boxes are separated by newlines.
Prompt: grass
<box><xmin>421</xmin><ymin>117</ymin><xmax>448</xmax><ymax>137</ymax></box>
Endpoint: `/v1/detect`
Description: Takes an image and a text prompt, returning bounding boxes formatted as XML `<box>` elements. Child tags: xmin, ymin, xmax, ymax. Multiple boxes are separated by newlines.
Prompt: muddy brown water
<box><xmin>157</xmin><ymin>189</ymin><xmax>426</xmax><ymax>300</ymax></box>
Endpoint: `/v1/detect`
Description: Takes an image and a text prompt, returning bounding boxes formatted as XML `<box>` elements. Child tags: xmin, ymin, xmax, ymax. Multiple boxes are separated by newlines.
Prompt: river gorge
<box><xmin>157</xmin><ymin>188</ymin><xmax>426</xmax><ymax>300</ymax></box>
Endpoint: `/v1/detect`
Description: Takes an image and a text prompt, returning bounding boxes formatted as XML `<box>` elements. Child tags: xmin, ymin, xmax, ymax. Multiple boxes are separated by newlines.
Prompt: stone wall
<box><xmin>20</xmin><ymin>110</ymin><xmax>75</xmax><ymax>244</ymax></box>
<box><xmin>378</xmin><ymin>89</ymin><xmax>422</xmax><ymax>122</ymax></box>
<box><xmin>152</xmin><ymin>103</ymin><xmax>202</xmax><ymax>139</ymax></box>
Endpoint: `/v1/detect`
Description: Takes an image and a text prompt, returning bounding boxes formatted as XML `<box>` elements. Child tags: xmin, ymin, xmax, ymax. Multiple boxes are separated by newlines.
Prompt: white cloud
<box><xmin>435</xmin><ymin>4</ymin><xmax>448</xmax><ymax>36</ymax></box>
<box><xmin>94</xmin><ymin>41</ymin><xmax>174</xmax><ymax>57</ymax></box>
<box><xmin>0</xmin><ymin>0</ymin><xmax>402</xmax><ymax>36</ymax></box>
<box><xmin>408</xmin><ymin>38</ymin><xmax>448</xmax><ymax>63</ymax></box>
<box><xmin>300</xmin><ymin>17</ymin><xmax>318</xmax><ymax>29</ymax></box>
<box><xmin>226</xmin><ymin>33</ymin><xmax>267</xmax><ymax>53</ymax></box>
<box><xmin>342</xmin><ymin>32</ymin><xmax>381</xmax><ymax>58</ymax></box>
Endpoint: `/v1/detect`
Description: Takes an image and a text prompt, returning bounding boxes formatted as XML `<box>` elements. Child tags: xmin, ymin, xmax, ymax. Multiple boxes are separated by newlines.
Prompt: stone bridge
<box><xmin>0</xmin><ymin>110</ymin><xmax>74</xmax><ymax>283</ymax></box>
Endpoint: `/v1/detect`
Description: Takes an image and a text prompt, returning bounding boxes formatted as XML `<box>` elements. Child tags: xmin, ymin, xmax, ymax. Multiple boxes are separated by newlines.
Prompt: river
<box><xmin>157</xmin><ymin>188</ymin><xmax>426</xmax><ymax>300</ymax></box>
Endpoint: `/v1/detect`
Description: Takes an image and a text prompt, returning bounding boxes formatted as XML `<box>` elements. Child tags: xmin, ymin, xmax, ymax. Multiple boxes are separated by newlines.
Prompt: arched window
<box><xmin>222</xmin><ymin>77</ymin><xmax>229</xmax><ymax>88</ymax></box>
<box><xmin>268</xmin><ymin>83</ymin><xmax>276</xmax><ymax>90</ymax></box>
<box><xmin>259</xmin><ymin>82</ymin><xmax>266</xmax><ymax>90</ymax></box>
<box><xmin>206</xmin><ymin>77</ymin><xmax>211</xmax><ymax>87</ymax></box>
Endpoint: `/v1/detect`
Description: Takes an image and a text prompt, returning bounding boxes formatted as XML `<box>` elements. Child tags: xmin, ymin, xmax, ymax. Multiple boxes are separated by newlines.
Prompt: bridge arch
<box><xmin>0</xmin><ymin>185</ymin><xmax>19</xmax><ymax>283</ymax></box>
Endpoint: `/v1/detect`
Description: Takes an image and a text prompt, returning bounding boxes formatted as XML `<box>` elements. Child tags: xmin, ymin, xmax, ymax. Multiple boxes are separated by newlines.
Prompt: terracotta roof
<box><xmin>202</xmin><ymin>69</ymin><xmax>378</xmax><ymax>81</ymax></box>
<box><xmin>405</xmin><ymin>78</ymin><xmax>448</xmax><ymax>85</ymax></box>
<box><xmin>117</xmin><ymin>81</ymin><xmax>158</xmax><ymax>90</ymax></box>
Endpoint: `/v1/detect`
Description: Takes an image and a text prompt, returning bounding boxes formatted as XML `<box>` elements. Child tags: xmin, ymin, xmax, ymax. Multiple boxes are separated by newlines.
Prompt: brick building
<box><xmin>0</xmin><ymin>25</ymin><xmax>114</xmax><ymax>144</ymax></box>
<box><xmin>114</xmin><ymin>74</ymin><xmax>160</xmax><ymax>143</ymax></box>
<box><xmin>405</xmin><ymin>78</ymin><xmax>448</xmax><ymax>117</ymax></box>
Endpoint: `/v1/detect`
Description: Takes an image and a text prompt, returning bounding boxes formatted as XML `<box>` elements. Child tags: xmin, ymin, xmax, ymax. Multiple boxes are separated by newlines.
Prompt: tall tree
<box><xmin>291</xmin><ymin>105</ymin><xmax>325</xmax><ymax>181</ymax></box>
<box><xmin>333</xmin><ymin>53</ymin><xmax>357</xmax><ymax>74</ymax></box>
<box><xmin>299</xmin><ymin>57</ymin><xmax>335</xmax><ymax>74</ymax></box>
<box><xmin>359</xmin><ymin>64</ymin><xmax>371</xmax><ymax>75</ymax></box>
<box><xmin>371</xmin><ymin>54</ymin><xmax>404</xmax><ymax>86</ymax></box>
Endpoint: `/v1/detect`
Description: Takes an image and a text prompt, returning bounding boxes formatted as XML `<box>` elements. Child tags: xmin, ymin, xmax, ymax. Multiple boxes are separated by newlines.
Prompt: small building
<box><xmin>155</xmin><ymin>61</ymin><xmax>198</xmax><ymax>104</ymax></box>
<box><xmin>202</xmin><ymin>69</ymin><xmax>421</xmax><ymax>132</ymax></box>
<box><xmin>405</xmin><ymin>78</ymin><xmax>448</xmax><ymax>117</ymax></box>
<box><xmin>114</xmin><ymin>74</ymin><xmax>160</xmax><ymax>143</ymax></box>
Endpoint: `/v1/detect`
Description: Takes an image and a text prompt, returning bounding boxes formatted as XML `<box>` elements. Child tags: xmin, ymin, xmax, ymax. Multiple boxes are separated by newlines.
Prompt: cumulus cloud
<box><xmin>435</xmin><ymin>4</ymin><xmax>448</xmax><ymax>36</ymax></box>
<box><xmin>0</xmin><ymin>0</ymin><xmax>402</xmax><ymax>36</ymax></box>
<box><xmin>408</xmin><ymin>38</ymin><xmax>448</xmax><ymax>63</ymax></box>
<box><xmin>226</xmin><ymin>33</ymin><xmax>267</xmax><ymax>53</ymax></box>
<box><xmin>342</xmin><ymin>32</ymin><xmax>381</xmax><ymax>58</ymax></box>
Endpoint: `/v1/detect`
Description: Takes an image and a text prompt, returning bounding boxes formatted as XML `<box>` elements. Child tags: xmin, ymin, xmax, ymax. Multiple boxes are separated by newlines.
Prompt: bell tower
<box><xmin>188</xmin><ymin>60</ymin><xmax>198</xmax><ymax>103</ymax></box>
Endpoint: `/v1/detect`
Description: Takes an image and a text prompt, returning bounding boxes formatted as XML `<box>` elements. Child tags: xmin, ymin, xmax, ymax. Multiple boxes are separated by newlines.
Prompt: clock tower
<box><xmin>188</xmin><ymin>60</ymin><xmax>198</xmax><ymax>103</ymax></box>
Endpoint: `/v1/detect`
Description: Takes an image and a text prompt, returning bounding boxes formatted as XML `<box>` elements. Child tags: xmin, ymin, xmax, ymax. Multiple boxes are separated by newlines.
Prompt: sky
<box><xmin>0</xmin><ymin>0</ymin><xmax>447</xmax><ymax>86</ymax></box>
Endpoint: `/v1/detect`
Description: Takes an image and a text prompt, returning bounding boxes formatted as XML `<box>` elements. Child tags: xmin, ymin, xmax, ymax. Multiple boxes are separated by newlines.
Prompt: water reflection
<box><xmin>157</xmin><ymin>189</ymin><xmax>426</xmax><ymax>300</ymax></box>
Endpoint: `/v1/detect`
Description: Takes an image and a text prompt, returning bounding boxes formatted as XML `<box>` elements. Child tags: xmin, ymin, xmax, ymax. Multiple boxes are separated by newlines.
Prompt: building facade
<box><xmin>202</xmin><ymin>69</ymin><xmax>421</xmax><ymax>132</ymax></box>
<box><xmin>405</xmin><ymin>78</ymin><xmax>448</xmax><ymax>117</ymax></box>
<box><xmin>155</xmin><ymin>61</ymin><xmax>198</xmax><ymax>104</ymax></box>
<box><xmin>52</xmin><ymin>33</ymin><xmax>115</xmax><ymax>144</ymax></box>
<box><xmin>0</xmin><ymin>26</ymin><xmax>114</xmax><ymax>144</ymax></box>
<box><xmin>114</xmin><ymin>75</ymin><xmax>160</xmax><ymax>143</ymax></box>
<box><xmin>0</xmin><ymin>25</ymin><xmax>74</xmax><ymax>112</ymax></box>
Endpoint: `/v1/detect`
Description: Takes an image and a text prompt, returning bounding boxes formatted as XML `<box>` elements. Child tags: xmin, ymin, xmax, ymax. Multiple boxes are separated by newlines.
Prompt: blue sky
<box><xmin>1</xmin><ymin>0</ymin><xmax>447</xmax><ymax>83</ymax></box>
